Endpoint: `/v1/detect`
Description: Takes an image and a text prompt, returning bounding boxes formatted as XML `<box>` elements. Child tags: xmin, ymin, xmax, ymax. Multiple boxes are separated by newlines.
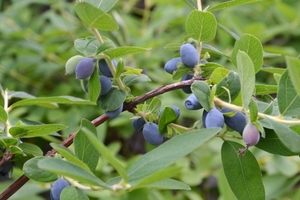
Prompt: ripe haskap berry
<box><xmin>185</xmin><ymin>94</ymin><xmax>202</xmax><ymax>110</ymax></box>
<box><xmin>158</xmin><ymin>105</ymin><xmax>180</xmax><ymax>119</ymax></box>
<box><xmin>50</xmin><ymin>178</ymin><xmax>69</xmax><ymax>200</ymax></box>
<box><xmin>98</xmin><ymin>59</ymin><xmax>117</xmax><ymax>78</ymax></box>
<box><xmin>142</xmin><ymin>123</ymin><xmax>163</xmax><ymax>146</ymax></box>
<box><xmin>181</xmin><ymin>74</ymin><xmax>193</xmax><ymax>94</ymax></box>
<box><xmin>205</xmin><ymin>108</ymin><xmax>224</xmax><ymax>128</ymax></box>
<box><xmin>202</xmin><ymin>110</ymin><xmax>208</xmax><ymax>127</ymax></box>
<box><xmin>164</xmin><ymin>57</ymin><xmax>181</xmax><ymax>74</ymax></box>
<box><xmin>105</xmin><ymin>104</ymin><xmax>123</xmax><ymax>118</ymax></box>
<box><xmin>75</xmin><ymin>57</ymin><xmax>95</xmax><ymax>79</ymax></box>
<box><xmin>222</xmin><ymin>108</ymin><xmax>247</xmax><ymax>134</ymax></box>
<box><xmin>99</xmin><ymin>76</ymin><xmax>112</xmax><ymax>96</ymax></box>
<box><xmin>180</xmin><ymin>43</ymin><xmax>199</xmax><ymax>67</ymax></box>
<box><xmin>243</xmin><ymin>122</ymin><xmax>260</xmax><ymax>146</ymax></box>
<box><xmin>85</xmin><ymin>76</ymin><xmax>112</xmax><ymax>99</ymax></box>
<box><xmin>132</xmin><ymin>118</ymin><xmax>146</xmax><ymax>131</ymax></box>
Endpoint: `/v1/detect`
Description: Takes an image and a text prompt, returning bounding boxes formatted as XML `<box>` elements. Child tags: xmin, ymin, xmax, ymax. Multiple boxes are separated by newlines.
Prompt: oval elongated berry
<box><xmin>85</xmin><ymin>76</ymin><xmax>112</xmax><ymax>99</ymax></box>
<box><xmin>242</xmin><ymin>122</ymin><xmax>260</xmax><ymax>146</ymax></box>
<box><xmin>132</xmin><ymin>118</ymin><xmax>146</xmax><ymax>131</ymax></box>
<box><xmin>75</xmin><ymin>57</ymin><xmax>95</xmax><ymax>79</ymax></box>
<box><xmin>105</xmin><ymin>104</ymin><xmax>123</xmax><ymax>118</ymax></box>
<box><xmin>205</xmin><ymin>108</ymin><xmax>224</xmax><ymax>128</ymax></box>
<box><xmin>99</xmin><ymin>76</ymin><xmax>112</xmax><ymax>96</ymax></box>
<box><xmin>158</xmin><ymin>105</ymin><xmax>180</xmax><ymax>119</ymax></box>
<box><xmin>65</xmin><ymin>55</ymin><xmax>84</xmax><ymax>75</ymax></box>
<box><xmin>185</xmin><ymin>94</ymin><xmax>202</xmax><ymax>110</ymax></box>
<box><xmin>142</xmin><ymin>123</ymin><xmax>163</xmax><ymax>146</ymax></box>
<box><xmin>181</xmin><ymin>73</ymin><xmax>193</xmax><ymax>94</ymax></box>
<box><xmin>50</xmin><ymin>178</ymin><xmax>69</xmax><ymax>200</ymax></box>
<box><xmin>222</xmin><ymin>108</ymin><xmax>247</xmax><ymax>134</ymax></box>
<box><xmin>164</xmin><ymin>57</ymin><xmax>181</xmax><ymax>74</ymax></box>
<box><xmin>180</xmin><ymin>43</ymin><xmax>199</xmax><ymax>67</ymax></box>
<box><xmin>98</xmin><ymin>59</ymin><xmax>117</xmax><ymax>78</ymax></box>
<box><xmin>0</xmin><ymin>161</ymin><xmax>13</xmax><ymax>178</ymax></box>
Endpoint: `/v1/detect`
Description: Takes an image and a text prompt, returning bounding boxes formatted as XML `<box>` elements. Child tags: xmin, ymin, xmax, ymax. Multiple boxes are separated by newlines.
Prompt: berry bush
<box><xmin>1</xmin><ymin>0</ymin><xmax>300</xmax><ymax>199</ymax></box>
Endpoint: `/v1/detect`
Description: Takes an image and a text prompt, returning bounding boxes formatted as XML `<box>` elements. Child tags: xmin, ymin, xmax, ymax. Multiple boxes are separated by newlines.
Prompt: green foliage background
<box><xmin>1</xmin><ymin>0</ymin><xmax>300</xmax><ymax>199</ymax></box>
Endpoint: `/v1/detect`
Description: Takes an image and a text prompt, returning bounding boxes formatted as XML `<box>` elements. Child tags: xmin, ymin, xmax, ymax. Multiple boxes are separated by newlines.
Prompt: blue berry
<box><xmin>98</xmin><ymin>59</ymin><xmax>117</xmax><ymax>78</ymax></box>
<box><xmin>132</xmin><ymin>118</ymin><xmax>146</xmax><ymax>131</ymax></box>
<box><xmin>142</xmin><ymin>123</ymin><xmax>163</xmax><ymax>146</ymax></box>
<box><xmin>105</xmin><ymin>104</ymin><xmax>123</xmax><ymax>118</ymax></box>
<box><xmin>222</xmin><ymin>108</ymin><xmax>247</xmax><ymax>134</ymax></box>
<box><xmin>164</xmin><ymin>57</ymin><xmax>181</xmax><ymax>74</ymax></box>
<box><xmin>185</xmin><ymin>94</ymin><xmax>202</xmax><ymax>110</ymax></box>
<box><xmin>75</xmin><ymin>58</ymin><xmax>94</xmax><ymax>79</ymax></box>
<box><xmin>50</xmin><ymin>178</ymin><xmax>69</xmax><ymax>200</ymax></box>
<box><xmin>99</xmin><ymin>76</ymin><xmax>112</xmax><ymax>96</ymax></box>
<box><xmin>205</xmin><ymin>108</ymin><xmax>224</xmax><ymax>128</ymax></box>
<box><xmin>180</xmin><ymin>44</ymin><xmax>199</xmax><ymax>67</ymax></box>
<box><xmin>181</xmin><ymin>74</ymin><xmax>193</xmax><ymax>94</ymax></box>
<box><xmin>243</xmin><ymin>122</ymin><xmax>260</xmax><ymax>146</ymax></box>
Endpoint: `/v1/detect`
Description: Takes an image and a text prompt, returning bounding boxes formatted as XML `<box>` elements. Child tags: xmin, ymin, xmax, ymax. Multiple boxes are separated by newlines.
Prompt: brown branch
<box><xmin>0</xmin><ymin>77</ymin><xmax>201</xmax><ymax>200</ymax></box>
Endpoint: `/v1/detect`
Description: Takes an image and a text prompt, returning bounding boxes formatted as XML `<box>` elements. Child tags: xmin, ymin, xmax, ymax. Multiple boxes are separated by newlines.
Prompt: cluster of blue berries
<box><xmin>131</xmin><ymin>106</ymin><xmax>180</xmax><ymax>146</ymax></box>
<box><xmin>163</xmin><ymin>43</ymin><xmax>260</xmax><ymax>147</ymax></box>
<box><xmin>74</xmin><ymin>57</ymin><xmax>123</xmax><ymax>118</ymax></box>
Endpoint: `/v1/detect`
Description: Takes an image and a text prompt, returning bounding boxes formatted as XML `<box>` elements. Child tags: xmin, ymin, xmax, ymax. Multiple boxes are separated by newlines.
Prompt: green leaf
<box><xmin>191</xmin><ymin>81</ymin><xmax>211</xmax><ymax>112</ymax></box>
<box><xmin>10</xmin><ymin>96</ymin><xmax>96</xmax><ymax>109</ymax></box>
<box><xmin>286</xmin><ymin>56</ymin><xmax>300</xmax><ymax>96</ymax></box>
<box><xmin>60</xmin><ymin>186</ymin><xmax>89</xmax><ymax>200</ymax></box>
<box><xmin>248</xmin><ymin>99</ymin><xmax>258</xmax><ymax>122</ymax></box>
<box><xmin>23</xmin><ymin>156</ymin><xmax>58</xmax><ymax>182</ymax></box>
<box><xmin>172</xmin><ymin>65</ymin><xmax>191</xmax><ymax>80</ymax></box>
<box><xmin>237</xmin><ymin>50</ymin><xmax>255</xmax><ymax>109</ymax></box>
<box><xmin>88</xmin><ymin>66</ymin><xmax>100</xmax><ymax>102</ymax></box>
<box><xmin>255</xmin><ymin>84</ymin><xmax>277</xmax><ymax>95</ymax></box>
<box><xmin>260</xmin><ymin>67</ymin><xmax>285</xmax><ymax>74</ymax></box>
<box><xmin>158</xmin><ymin>107</ymin><xmax>178</xmax><ymax>134</ymax></box>
<box><xmin>0</xmin><ymin>137</ymin><xmax>18</xmax><ymax>147</ymax></box>
<box><xmin>277</xmin><ymin>69</ymin><xmax>300</xmax><ymax>116</ymax></box>
<box><xmin>221</xmin><ymin>141</ymin><xmax>265</xmax><ymax>200</ymax></box>
<box><xmin>265</xmin><ymin>118</ymin><xmax>300</xmax><ymax>154</ymax></box>
<box><xmin>123</xmin><ymin>74</ymin><xmax>151</xmax><ymax>86</ymax></box>
<box><xmin>96</xmin><ymin>40</ymin><xmax>116</xmax><ymax>54</ymax></box>
<box><xmin>83</xmin><ymin>0</ymin><xmax>118</xmax><ymax>12</ymax></box>
<box><xmin>50</xmin><ymin>143</ymin><xmax>91</xmax><ymax>172</ymax></box>
<box><xmin>232</xmin><ymin>34</ymin><xmax>263</xmax><ymax>73</ymax></box>
<box><xmin>81</xmin><ymin>121</ymin><xmax>128</xmax><ymax>182</ymax></box>
<box><xmin>74</xmin><ymin>2</ymin><xmax>118</xmax><ymax>31</ymax></box>
<box><xmin>216</xmin><ymin>70</ymin><xmax>241</xmax><ymax>102</ymax></box>
<box><xmin>38</xmin><ymin>157</ymin><xmax>111</xmax><ymax>189</ymax></box>
<box><xmin>256</xmin><ymin>128</ymin><xmax>297</xmax><ymax>156</ymax></box>
<box><xmin>9</xmin><ymin>124</ymin><xmax>67</xmax><ymax>138</ymax></box>
<box><xmin>148</xmin><ymin>97</ymin><xmax>161</xmax><ymax>115</ymax></box>
<box><xmin>185</xmin><ymin>10</ymin><xmax>217</xmax><ymax>42</ymax></box>
<box><xmin>0</xmin><ymin>106</ymin><xmax>7</xmax><ymax>123</ymax></box>
<box><xmin>202</xmin><ymin>44</ymin><xmax>230</xmax><ymax>59</ymax></box>
<box><xmin>74</xmin><ymin>37</ymin><xmax>100</xmax><ymax>56</ymax></box>
<box><xmin>115</xmin><ymin>59</ymin><xmax>124</xmax><ymax>78</ymax></box>
<box><xmin>104</xmin><ymin>46</ymin><xmax>150</xmax><ymax>59</ymax></box>
<box><xmin>74</xmin><ymin>119</ymin><xmax>100</xmax><ymax>171</ymax></box>
<box><xmin>208</xmin><ymin>0</ymin><xmax>265</xmax><ymax>12</ymax></box>
<box><xmin>98</xmin><ymin>88</ymin><xmax>126</xmax><ymax>111</ymax></box>
<box><xmin>131</xmin><ymin>166</ymin><xmax>182</xmax><ymax>189</ymax></box>
<box><xmin>127</xmin><ymin>128</ymin><xmax>220</xmax><ymax>181</ymax></box>
<box><xmin>19</xmin><ymin>142</ymin><xmax>43</xmax><ymax>156</ymax></box>
<box><xmin>210</xmin><ymin>67</ymin><xmax>229</xmax><ymax>84</ymax></box>
<box><xmin>148</xmin><ymin>178</ymin><xmax>191</xmax><ymax>190</ymax></box>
